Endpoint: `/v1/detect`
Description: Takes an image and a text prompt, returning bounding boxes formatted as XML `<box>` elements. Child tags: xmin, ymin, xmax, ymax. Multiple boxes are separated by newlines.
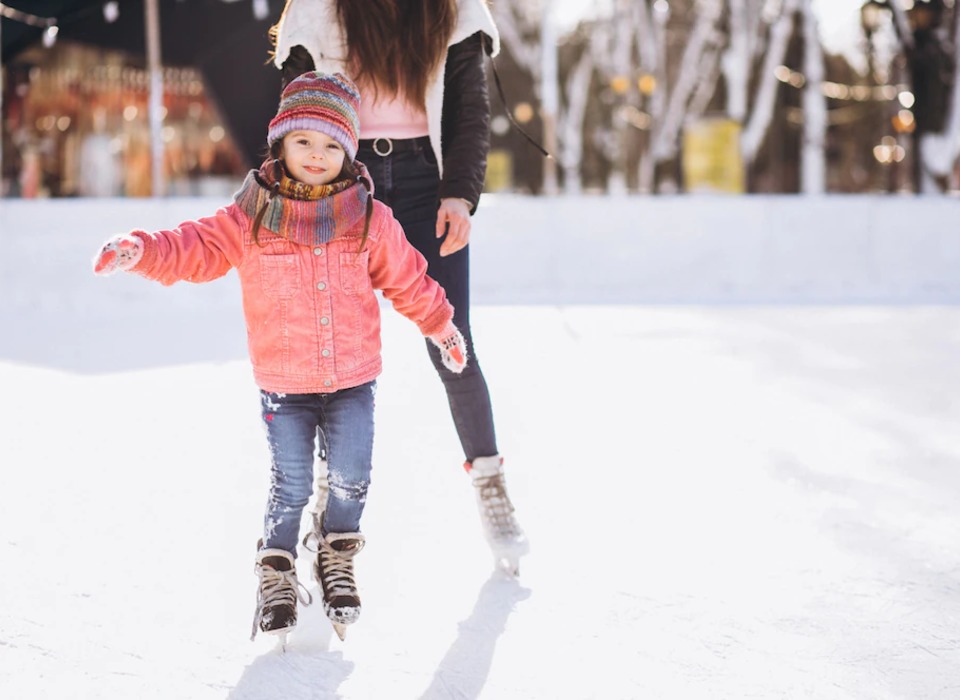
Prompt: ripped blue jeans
<box><xmin>259</xmin><ymin>381</ymin><xmax>376</xmax><ymax>556</ymax></box>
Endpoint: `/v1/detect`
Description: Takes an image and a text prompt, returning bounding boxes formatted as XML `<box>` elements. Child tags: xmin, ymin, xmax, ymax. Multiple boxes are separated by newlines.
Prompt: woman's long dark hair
<box><xmin>336</xmin><ymin>0</ymin><xmax>457</xmax><ymax>106</ymax></box>
<box><xmin>251</xmin><ymin>143</ymin><xmax>373</xmax><ymax>253</ymax></box>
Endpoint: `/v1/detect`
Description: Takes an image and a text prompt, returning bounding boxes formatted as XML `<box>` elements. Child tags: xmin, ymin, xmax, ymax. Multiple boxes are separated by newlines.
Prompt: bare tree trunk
<box><xmin>636</xmin><ymin>0</ymin><xmax>662</xmax><ymax>192</ymax></box>
<box><xmin>946</xmin><ymin>12</ymin><xmax>960</xmax><ymax>191</ymax></box>
<box><xmin>493</xmin><ymin>1</ymin><xmax>569</xmax><ymax>193</ymax></box>
<box><xmin>922</xmin><ymin>10</ymin><xmax>960</xmax><ymax>190</ymax></box>
<box><xmin>145</xmin><ymin>0</ymin><xmax>165</xmax><ymax>197</ymax></box>
<box><xmin>719</xmin><ymin>5</ymin><xmax>770</xmax><ymax>115</ymax></box>
<box><xmin>558</xmin><ymin>47</ymin><xmax>595</xmax><ymax>193</ymax></box>
<box><xmin>800</xmin><ymin>0</ymin><xmax>826</xmax><ymax>193</ymax></box>
<box><xmin>723</xmin><ymin>0</ymin><xmax>751</xmax><ymax>123</ymax></box>
<box><xmin>650</xmin><ymin>0</ymin><xmax>724</xmax><ymax>165</ymax></box>
<box><xmin>741</xmin><ymin>0</ymin><xmax>799</xmax><ymax>165</ymax></box>
<box><xmin>687</xmin><ymin>45</ymin><xmax>724</xmax><ymax>120</ymax></box>
<box><xmin>608</xmin><ymin>0</ymin><xmax>639</xmax><ymax>193</ymax></box>
<box><xmin>490</xmin><ymin>2</ymin><xmax>541</xmax><ymax>72</ymax></box>
<box><xmin>541</xmin><ymin>2</ymin><xmax>559</xmax><ymax>194</ymax></box>
<box><xmin>888</xmin><ymin>1</ymin><xmax>915</xmax><ymax>52</ymax></box>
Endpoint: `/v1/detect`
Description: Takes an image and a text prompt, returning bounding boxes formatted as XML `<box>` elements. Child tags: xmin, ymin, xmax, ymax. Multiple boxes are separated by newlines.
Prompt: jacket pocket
<box><xmin>339</xmin><ymin>250</ymin><xmax>371</xmax><ymax>296</ymax></box>
<box><xmin>259</xmin><ymin>254</ymin><xmax>301</xmax><ymax>299</ymax></box>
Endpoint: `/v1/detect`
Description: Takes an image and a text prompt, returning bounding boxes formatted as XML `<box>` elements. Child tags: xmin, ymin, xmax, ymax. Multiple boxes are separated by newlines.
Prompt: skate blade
<box><xmin>332</xmin><ymin>622</ymin><xmax>348</xmax><ymax>641</ymax></box>
<box><xmin>272</xmin><ymin>631</ymin><xmax>289</xmax><ymax>651</ymax></box>
<box><xmin>490</xmin><ymin>539</ymin><xmax>527</xmax><ymax>577</ymax></box>
<box><xmin>496</xmin><ymin>555</ymin><xmax>520</xmax><ymax>577</ymax></box>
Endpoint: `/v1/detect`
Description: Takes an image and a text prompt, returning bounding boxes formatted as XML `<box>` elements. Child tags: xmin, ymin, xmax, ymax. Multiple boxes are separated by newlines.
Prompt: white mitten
<box><xmin>429</xmin><ymin>322</ymin><xmax>468</xmax><ymax>374</ymax></box>
<box><xmin>92</xmin><ymin>234</ymin><xmax>144</xmax><ymax>276</ymax></box>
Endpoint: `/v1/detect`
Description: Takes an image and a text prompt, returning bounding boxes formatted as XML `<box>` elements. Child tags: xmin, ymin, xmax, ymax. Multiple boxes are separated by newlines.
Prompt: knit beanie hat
<box><xmin>267</xmin><ymin>71</ymin><xmax>361</xmax><ymax>161</ymax></box>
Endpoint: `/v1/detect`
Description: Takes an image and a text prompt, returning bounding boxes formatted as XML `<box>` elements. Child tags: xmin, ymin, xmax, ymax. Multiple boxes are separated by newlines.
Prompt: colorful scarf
<box><xmin>233</xmin><ymin>158</ymin><xmax>372</xmax><ymax>246</ymax></box>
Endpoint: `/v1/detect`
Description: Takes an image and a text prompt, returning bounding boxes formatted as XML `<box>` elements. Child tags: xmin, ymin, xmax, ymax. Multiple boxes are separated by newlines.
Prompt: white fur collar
<box><xmin>273</xmin><ymin>0</ymin><xmax>500</xmax><ymax>70</ymax></box>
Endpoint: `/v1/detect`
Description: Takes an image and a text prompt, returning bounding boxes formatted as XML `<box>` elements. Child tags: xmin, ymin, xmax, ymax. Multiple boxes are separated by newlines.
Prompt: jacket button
<box><xmin>316</xmin><ymin>282</ymin><xmax>326</xmax><ymax>291</ymax></box>
<box><xmin>323</xmin><ymin>379</ymin><xmax>332</xmax><ymax>387</ymax></box>
<box><xmin>320</xmin><ymin>317</ymin><xmax>329</xmax><ymax>325</ymax></box>
<box><xmin>321</xmin><ymin>349</ymin><xmax>330</xmax><ymax>357</ymax></box>
<box><xmin>314</xmin><ymin>247</ymin><xmax>323</xmax><ymax>255</ymax></box>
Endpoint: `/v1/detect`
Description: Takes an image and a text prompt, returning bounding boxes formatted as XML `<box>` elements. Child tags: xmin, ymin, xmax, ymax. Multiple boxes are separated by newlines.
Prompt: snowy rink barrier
<box><xmin>2</xmin><ymin>194</ymin><xmax>959</xmax><ymax>307</ymax></box>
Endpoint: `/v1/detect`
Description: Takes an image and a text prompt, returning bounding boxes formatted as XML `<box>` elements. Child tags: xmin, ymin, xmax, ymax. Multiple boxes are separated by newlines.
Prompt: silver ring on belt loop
<box><xmin>372</xmin><ymin>137</ymin><xmax>394</xmax><ymax>157</ymax></box>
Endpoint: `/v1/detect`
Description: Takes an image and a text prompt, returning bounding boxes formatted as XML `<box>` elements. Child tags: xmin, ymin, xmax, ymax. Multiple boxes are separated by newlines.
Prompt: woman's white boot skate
<box><xmin>465</xmin><ymin>455</ymin><xmax>529</xmax><ymax>576</ymax></box>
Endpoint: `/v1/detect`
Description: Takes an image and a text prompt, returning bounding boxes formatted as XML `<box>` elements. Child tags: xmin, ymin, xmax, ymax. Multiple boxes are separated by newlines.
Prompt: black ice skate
<box><xmin>465</xmin><ymin>455</ymin><xmax>529</xmax><ymax>576</ymax></box>
<box><xmin>313</xmin><ymin>531</ymin><xmax>365</xmax><ymax>641</ymax></box>
<box><xmin>251</xmin><ymin>546</ymin><xmax>312</xmax><ymax>647</ymax></box>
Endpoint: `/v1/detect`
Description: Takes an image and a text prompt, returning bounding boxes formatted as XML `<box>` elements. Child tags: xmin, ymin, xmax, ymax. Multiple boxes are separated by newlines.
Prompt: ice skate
<box><xmin>251</xmin><ymin>545</ymin><xmax>313</xmax><ymax>643</ymax></box>
<box><xmin>311</xmin><ymin>531</ymin><xmax>365</xmax><ymax>640</ymax></box>
<box><xmin>465</xmin><ymin>455</ymin><xmax>529</xmax><ymax>576</ymax></box>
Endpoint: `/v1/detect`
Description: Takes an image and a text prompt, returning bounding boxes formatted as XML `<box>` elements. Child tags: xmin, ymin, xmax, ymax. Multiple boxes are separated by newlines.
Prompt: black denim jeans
<box><xmin>357</xmin><ymin>138</ymin><xmax>498</xmax><ymax>462</ymax></box>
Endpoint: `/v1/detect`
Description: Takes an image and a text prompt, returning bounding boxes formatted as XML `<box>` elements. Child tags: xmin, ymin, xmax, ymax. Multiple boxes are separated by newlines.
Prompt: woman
<box><xmin>271</xmin><ymin>0</ymin><xmax>528</xmax><ymax>575</ymax></box>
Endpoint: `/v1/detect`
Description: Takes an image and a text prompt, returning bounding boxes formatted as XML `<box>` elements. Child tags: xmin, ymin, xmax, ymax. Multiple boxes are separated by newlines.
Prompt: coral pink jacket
<box><xmin>130</xmin><ymin>200</ymin><xmax>453</xmax><ymax>394</ymax></box>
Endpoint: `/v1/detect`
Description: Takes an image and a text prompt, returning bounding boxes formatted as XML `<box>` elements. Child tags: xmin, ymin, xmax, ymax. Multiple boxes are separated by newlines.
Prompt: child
<box><xmin>92</xmin><ymin>71</ymin><xmax>468</xmax><ymax>642</ymax></box>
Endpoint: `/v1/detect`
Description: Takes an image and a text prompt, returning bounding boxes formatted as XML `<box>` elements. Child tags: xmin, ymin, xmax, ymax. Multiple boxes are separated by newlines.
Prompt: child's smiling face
<box><xmin>280</xmin><ymin>130</ymin><xmax>346</xmax><ymax>186</ymax></box>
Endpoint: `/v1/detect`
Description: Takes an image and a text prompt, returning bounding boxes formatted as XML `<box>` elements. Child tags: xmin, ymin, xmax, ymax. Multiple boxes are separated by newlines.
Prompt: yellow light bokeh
<box><xmin>637</xmin><ymin>74</ymin><xmax>657</xmax><ymax>96</ymax></box>
<box><xmin>513</xmin><ymin>102</ymin><xmax>534</xmax><ymax>124</ymax></box>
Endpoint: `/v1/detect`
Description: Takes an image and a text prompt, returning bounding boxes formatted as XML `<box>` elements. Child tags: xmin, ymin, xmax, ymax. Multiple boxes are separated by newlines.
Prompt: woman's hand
<box><xmin>436</xmin><ymin>197</ymin><xmax>472</xmax><ymax>257</ymax></box>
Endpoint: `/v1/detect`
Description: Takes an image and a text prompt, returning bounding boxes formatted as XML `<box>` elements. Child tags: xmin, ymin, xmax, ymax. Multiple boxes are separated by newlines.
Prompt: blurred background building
<box><xmin>2</xmin><ymin>0</ymin><xmax>958</xmax><ymax>198</ymax></box>
<box><xmin>1</xmin><ymin>0</ymin><xmax>283</xmax><ymax>198</ymax></box>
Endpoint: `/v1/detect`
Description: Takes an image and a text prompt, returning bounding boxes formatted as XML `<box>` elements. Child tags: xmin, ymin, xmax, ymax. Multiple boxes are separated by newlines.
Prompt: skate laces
<box><xmin>302</xmin><ymin>531</ymin><xmax>320</xmax><ymax>552</ymax></box>
<box><xmin>473</xmin><ymin>473</ymin><xmax>522</xmax><ymax>539</ymax></box>
<box><xmin>250</xmin><ymin>562</ymin><xmax>313</xmax><ymax>640</ymax></box>
<box><xmin>301</xmin><ymin>511</ymin><xmax>324</xmax><ymax>553</ymax></box>
<box><xmin>319</xmin><ymin>537</ymin><xmax>364</xmax><ymax>599</ymax></box>
<box><xmin>300</xmin><ymin>487</ymin><xmax>329</xmax><ymax>553</ymax></box>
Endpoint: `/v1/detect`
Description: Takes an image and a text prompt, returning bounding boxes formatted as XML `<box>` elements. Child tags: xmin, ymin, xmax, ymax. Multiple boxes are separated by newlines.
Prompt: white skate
<box><xmin>466</xmin><ymin>455</ymin><xmax>529</xmax><ymax>576</ymax></box>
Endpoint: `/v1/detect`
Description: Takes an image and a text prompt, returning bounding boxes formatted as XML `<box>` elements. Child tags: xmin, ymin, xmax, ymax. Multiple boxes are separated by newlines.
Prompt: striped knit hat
<box><xmin>267</xmin><ymin>71</ymin><xmax>361</xmax><ymax>161</ymax></box>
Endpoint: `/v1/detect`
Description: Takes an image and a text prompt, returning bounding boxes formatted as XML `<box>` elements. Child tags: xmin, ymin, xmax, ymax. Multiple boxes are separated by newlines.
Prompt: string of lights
<box><xmin>0</xmin><ymin>0</ymin><xmax>268</xmax><ymax>35</ymax></box>
<box><xmin>773</xmin><ymin>63</ymin><xmax>909</xmax><ymax>103</ymax></box>
<box><xmin>0</xmin><ymin>2</ymin><xmax>123</xmax><ymax>47</ymax></box>
<box><xmin>0</xmin><ymin>4</ymin><xmax>57</xmax><ymax>28</ymax></box>
<box><xmin>773</xmin><ymin>62</ymin><xmax>917</xmax><ymax>133</ymax></box>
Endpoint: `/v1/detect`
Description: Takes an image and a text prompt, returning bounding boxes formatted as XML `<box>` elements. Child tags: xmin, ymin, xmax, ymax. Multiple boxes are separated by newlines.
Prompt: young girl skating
<box><xmin>92</xmin><ymin>71</ymin><xmax>467</xmax><ymax>642</ymax></box>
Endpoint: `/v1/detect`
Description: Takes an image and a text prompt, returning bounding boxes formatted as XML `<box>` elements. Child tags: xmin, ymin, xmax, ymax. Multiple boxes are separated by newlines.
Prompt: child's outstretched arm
<box><xmin>90</xmin><ymin>207</ymin><xmax>246</xmax><ymax>285</ymax></box>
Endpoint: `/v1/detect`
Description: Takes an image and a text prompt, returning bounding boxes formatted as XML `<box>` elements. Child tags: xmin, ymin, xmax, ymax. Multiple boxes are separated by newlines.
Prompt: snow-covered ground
<box><xmin>1</xmin><ymin>195</ymin><xmax>959</xmax><ymax>698</ymax></box>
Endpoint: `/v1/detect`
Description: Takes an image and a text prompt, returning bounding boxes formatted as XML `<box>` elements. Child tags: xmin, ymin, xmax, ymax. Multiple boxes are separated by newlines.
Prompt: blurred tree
<box><xmin>488</xmin><ymin>0</ymin><xmax>915</xmax><ymax>195</ymax></box>
<box><xmin>800</xmin><ymin>0</ymin><xmax>827</xmax><ymax>193</ymax></box>
<box><xmin>907</xmin><ymin>0</ymin><xmax>958</xmax><ymax>191</ymax></box>
<box><xmin>487</xmin><ymin>0</ymin><xmax>545</xmax><ymax>192</ymax></box>
<box><xmin>872</xmin><ymin>0</ymin><xmax>957</xmax><ymax>192</ymax></box>
<box><xmin>740</xmin><ymin>0</ymin><xmax>801</xmax><ymax>170</ymax></box>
